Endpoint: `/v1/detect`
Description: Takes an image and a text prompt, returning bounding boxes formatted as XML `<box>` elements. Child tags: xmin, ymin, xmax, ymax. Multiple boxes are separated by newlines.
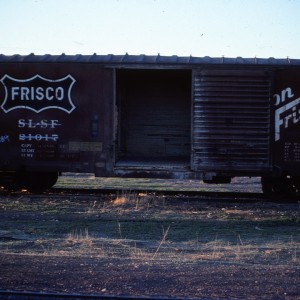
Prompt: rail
<box><xmin>0</xmin><ymin>290</ymin><xmax>209</xmax><ymax>300</ymax></box>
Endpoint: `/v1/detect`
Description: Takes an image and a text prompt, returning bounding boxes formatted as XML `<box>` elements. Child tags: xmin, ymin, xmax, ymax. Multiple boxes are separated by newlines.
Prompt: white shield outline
<box><xmin>0</xmin><ymin>74</ymin><xmax>76</xmax><ymax>113</ymax></box>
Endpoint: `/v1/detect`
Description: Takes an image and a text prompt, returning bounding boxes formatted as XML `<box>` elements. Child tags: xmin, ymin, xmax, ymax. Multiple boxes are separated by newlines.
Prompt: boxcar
<box><xmin>0</xmin><ymin>54</ymin><xmax>300</xmax><ymax>197</ymax></box>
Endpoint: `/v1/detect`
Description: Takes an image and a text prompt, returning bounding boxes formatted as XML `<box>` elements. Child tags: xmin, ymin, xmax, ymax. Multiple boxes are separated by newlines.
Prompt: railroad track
<box><xmin>0</xmin><ymin>290</ymin><xmax>206</xmax><ymax>300</ymax></box>
<box><xmin>0</xmin><ymin>186</ymin><xmax>273</xmax><ymax>204</ymax></box>
<box><xmin>1</xmin><ymin>175</ymin><xmax>298</xmax><ymax>203</ymax></box>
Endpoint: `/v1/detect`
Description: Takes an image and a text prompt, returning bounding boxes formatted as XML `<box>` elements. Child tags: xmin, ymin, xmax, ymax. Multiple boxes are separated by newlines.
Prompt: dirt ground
<box><xmin>0</xmin><ymin>176</ymin><xmax>299</xmax><ymax>299</ymax></box>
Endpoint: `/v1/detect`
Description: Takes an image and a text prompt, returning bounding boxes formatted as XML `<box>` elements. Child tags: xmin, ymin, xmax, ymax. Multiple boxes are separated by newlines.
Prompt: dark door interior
<box><xmin>116</xmin><ymin>69</ymin><xmax>191</xmax><ymax>166</ymax></box>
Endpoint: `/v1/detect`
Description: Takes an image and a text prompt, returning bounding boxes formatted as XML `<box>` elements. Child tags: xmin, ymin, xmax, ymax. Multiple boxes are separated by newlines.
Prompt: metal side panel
<box><xmin>192</xmin><ymin>69</ymin><xmax>271</xmax><ymax>172</ymax></box>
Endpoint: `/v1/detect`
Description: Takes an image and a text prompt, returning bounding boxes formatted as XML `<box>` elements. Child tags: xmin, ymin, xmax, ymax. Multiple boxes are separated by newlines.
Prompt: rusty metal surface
<box><xmin>192</xmin><ymin>69</ymin><xmax>271</xmax><ymax>173</ymax></box>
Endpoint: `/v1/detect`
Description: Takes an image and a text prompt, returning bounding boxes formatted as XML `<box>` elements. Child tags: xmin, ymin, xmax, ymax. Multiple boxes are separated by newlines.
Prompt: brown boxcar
<box><xmin>0</xmin><ymin>54</ymin><xmax>300</xmax><ymax>197</ymax></box>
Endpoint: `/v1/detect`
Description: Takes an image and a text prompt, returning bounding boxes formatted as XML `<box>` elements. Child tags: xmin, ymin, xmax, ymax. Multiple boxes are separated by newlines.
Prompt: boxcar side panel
<box><xmin>0</xmin><ymin>63</ymin><xmax>114</xmax><ymax>175</ymax></box>
<box><xmin>273</xmin><ymin>69</ymin><xmax>300</xmax><ymax>176</ymax></box>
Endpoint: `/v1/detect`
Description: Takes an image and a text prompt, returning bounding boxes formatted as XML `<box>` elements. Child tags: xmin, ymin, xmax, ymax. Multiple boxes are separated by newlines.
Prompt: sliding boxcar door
<box><xmin>192</xmin><ymin>69</ymin><xmax>272</xmax><ymax>173</ymax></box>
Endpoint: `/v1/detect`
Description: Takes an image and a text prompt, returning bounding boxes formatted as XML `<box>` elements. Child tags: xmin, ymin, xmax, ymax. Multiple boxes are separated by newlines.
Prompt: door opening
<box><xmin>116</xmin><ymin>69</ymin><xmax>191</xmax><ymax>168</ymax></box>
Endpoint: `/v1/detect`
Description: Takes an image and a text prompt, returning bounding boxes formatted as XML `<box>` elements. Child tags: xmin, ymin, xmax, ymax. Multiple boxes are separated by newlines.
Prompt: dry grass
<box><xmin>64</xmin><ymin>228</ymin><xmax>93</xmax><ymax>248</ymax></box>
<box><xmin>55</xmin><ymin>174</ymin><xmax>263</xmax><ymax>193</ymax></box>
<box><xmin>16</xmin><ymin>234</ymin><xmax>298</xmax><ymax>266</ymax></box>
<box><xmin>111</xmin><ymin>191</ymin><xmax>165</xmax><ymax>211</ymax></box>
<box><xmin>0</xmin><ymin>188</ymin><xmax>299</xmax><ymax>266</ymax></box>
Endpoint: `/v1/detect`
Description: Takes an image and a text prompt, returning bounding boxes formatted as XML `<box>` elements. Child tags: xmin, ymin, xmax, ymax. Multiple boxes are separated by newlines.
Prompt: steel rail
<box><xmin>1</xmin><ymin>185</ymin><xmax>298</xmax><ymax>203</ymax></box>
<box><xmin>50</xmin><ymin>189</ymin><xmax>279</xmax><ymax>204</ymax></box>
<box><xmin>0</xmin><ymin>290</ymin><xmax>210</xmax><ymax>300</ymax></box>
<box><xmin>1</xmin><ymin>187</ymin><xmax>268</xmax><ymax>202</ymax></box>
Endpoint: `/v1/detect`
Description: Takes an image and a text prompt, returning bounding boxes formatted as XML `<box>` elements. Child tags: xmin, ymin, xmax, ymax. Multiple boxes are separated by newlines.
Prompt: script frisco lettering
<box><xmin>274</xmin><ymin>87</ymin><xmax>300</xmax><ymax>141</ymax></box>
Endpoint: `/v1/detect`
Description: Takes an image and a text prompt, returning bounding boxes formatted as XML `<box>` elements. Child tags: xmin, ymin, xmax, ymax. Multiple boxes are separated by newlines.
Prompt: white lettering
<box><xmin>0</xmin><ymin>135</ymin><xmax>9</xmax><ymax>143</ymax></box>
<box><xmin>36</xmin><ymin>87</ymin><xmax>44</xmax><ymax>100</ymax></box>
<box><xmin>30</xmin><ymin>87</ymin><xmax>35</xmax><ymax>100</ymax></box>
<box><xmin>27</xmin><ymin>119</ymin><xmax>34</xmax><ymax>128</ymax></box>
<box><xmin>11</xmin><ymin>87</ymin><xmax>19</xmax><ymax>100</ymax></box>
<box><xmin>45</xmin><ymin>87</ymin><xmax>54</xmax><ymax>100</ymax></box>
<box><xmin>293</xmin><ymin>106</ymin><xmax>300</xmax><ymax>124</ymax></box>
<box><xmin>17</xmin><ymin>119</ymin><xmax>61</xmax><ymax>129</ymax></box>
<box><xmin>10</xmin><ymin>86</ymin><xmax>65</xmax><ymax>101</ymax></box>
<box><xmin>56</xmin><ymin>87</ymin><xmax>64</xmax><ymax>100</ymax></box>
<box><xmin>21</xmin><ymin>87</ymin><xmax>30</xmax><ymax>100</ymax></box>
<box><xmin>19</xmin><ymin>134</ymin><xmax>59</xmax><ymax>141</ymax></box>
<box><xmin>40</xmin><ymin>120</ymin><xmax>48</xmax><ymax>128</ymax></box>
<box><xmin>281</xmin><ymin>87</ymin><xmax>294</xmax><ymax>103</ymax></box>
<box><xmin>1</xmin><ymin>74</ymin><xmax>76</xmax><ymax>114</ymax></box>
<box><xmin>275</xmin><ymin>97</ymin><xmax>300</xmax><ymax>141</ymax></box>
<box><xmin>21</xmin><ymin>143</ymin><xmax>32</xmax><ymax>148</ymax></box>
<box><xmin>274</xmin><ymin>87</ymin><xmax>294</xmax><ymax>106</ymax></box>
<box><xmin>50</xmin><ymin>120</ymin><xmax>60</xmax><ymax>128</ymax></box>
<box><xmin>274</xmin><ymin>94</ymin><xmax>280</xmax><ymax>106</ymax></box>
<box><xmin>18</xmin><ymin>119</ymin><xmax>26</xmax><ymax>128</ymax></box>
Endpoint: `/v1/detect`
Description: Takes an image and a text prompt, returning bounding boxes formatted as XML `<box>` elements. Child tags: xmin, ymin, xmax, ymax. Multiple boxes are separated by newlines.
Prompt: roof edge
<box><xmin>0</xmin><ymin>54</ymin><xmax>299</xmax><ymax>65</ymax></box>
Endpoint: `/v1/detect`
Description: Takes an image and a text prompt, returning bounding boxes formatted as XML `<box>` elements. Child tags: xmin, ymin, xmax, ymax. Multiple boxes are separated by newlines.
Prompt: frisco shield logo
<box><xmin>0</xmin><ymin>74</ymin><xmax>76</xmax><ymax>113</ymax></box>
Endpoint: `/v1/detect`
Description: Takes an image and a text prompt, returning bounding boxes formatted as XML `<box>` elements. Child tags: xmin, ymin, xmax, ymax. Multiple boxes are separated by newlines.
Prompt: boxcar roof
<box><xmin>0</xmin><ymin>54</ymin><xmax>300</xmax><ymax>65</ymax></box>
